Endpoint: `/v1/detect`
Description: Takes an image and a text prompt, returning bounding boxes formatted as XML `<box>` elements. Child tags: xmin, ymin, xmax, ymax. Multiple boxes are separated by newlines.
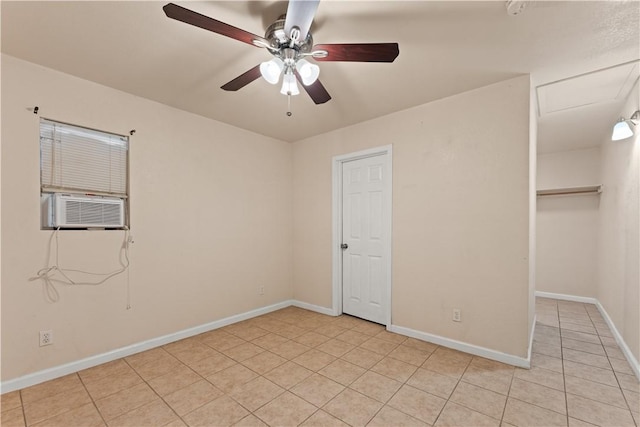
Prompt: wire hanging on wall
<box><xmin>29</xmin><ymin>228</ymin><xmax>132</xmax><ymax>305</ymax></box>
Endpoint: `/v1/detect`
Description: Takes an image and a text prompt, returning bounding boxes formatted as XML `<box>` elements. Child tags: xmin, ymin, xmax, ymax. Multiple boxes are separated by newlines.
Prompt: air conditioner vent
<box><xmin>45</xmin><ymin>194</ymin><xmax>125</xmax><ymax>228</ymax></box>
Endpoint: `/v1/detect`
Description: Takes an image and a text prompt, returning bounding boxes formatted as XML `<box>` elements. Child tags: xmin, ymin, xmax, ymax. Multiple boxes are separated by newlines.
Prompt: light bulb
<box><xmin>260</xmin><ymin>58</ymin><xmax>284</xmax><ymax>85</ymax></box>
<box><xmin>296</xmin><ymin>59</ymin><xmax>320</xmax><ymax>86</ymax></box>
<box><xmin>611</xmin><ymin>119</ymin><xmax>633</xmax><ymax>141</ymax></box>
<box><xmin>280</xmin><ymin>72</ymin><xmax>300</xmax><ymax>96</ymax></box>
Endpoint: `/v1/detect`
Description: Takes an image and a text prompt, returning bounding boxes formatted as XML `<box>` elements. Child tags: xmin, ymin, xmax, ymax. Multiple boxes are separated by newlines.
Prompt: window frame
<box><xmin>39</xmin><ymin>118</ymin><xmax>130</xmax><ymax>230</ymax></box>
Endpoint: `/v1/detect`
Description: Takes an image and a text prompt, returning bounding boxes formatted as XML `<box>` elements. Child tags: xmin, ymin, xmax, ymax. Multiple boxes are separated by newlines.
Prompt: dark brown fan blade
<box><xmin>295</xmin><ymin>72</ymin><xmax>331</xmax><ymax>104</ymax></box>
<box><xmin>312</xmin><ymin>43</ymin><xmax>399</xmax><ymax>62</ymax></box>
<box><xmin>221</xmin><ymin>65</ymin><xmax>262</xmax><ymax>91</ymax></box>
<box><xmin>163</xmin><ymin>3</ymin><xmax>268</xmax><ymax>47</ymax></box>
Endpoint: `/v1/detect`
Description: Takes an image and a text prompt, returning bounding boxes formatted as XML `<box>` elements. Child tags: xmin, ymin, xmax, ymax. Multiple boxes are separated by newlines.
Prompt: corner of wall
<box><xmin>528</xmin><ymin>75</ymin><xmax>538</xmax><ymax>353</ymax></box>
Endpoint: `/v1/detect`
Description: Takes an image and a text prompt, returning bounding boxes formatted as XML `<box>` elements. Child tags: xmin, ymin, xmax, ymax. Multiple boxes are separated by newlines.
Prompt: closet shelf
<box><xmin>536</xmin><ymin>185</ymin><xmax>602</xmax><ymax>197</ymax></box>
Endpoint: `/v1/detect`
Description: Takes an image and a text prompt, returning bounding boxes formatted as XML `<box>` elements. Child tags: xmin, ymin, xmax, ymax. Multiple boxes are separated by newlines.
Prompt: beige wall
<box><xmin>537</xmin><ymin>148</ymin><xmax>601</xmax><ymax>190</ymax></box>
<box><xmin>292</xmin><ymin>75</ymin><xmax>533</xmax><ymax>357</ymax></box>
<box><xmin>1</xmin><ymin>54</ymin><xmax>536</xmax><ymax>383</ymax></box>
<box><xmin>1</xmin><ymin>55</ymin><xmax>293</xmax><ymax>381</ymax></box>
<box><xmin>596</xmin><ymin>80</ymin><xmax>640</xmax><ymax>362</ymax></box>
<box><xmin>536</xmin><ymin>148</ymin><xmax>600</xmax><ymax>297</ymax></box>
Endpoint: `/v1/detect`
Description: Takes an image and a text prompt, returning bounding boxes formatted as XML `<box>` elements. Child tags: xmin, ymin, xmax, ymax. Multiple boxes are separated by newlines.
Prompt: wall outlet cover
<box><xmin>39</xmin><ymin>330</ymin><xmax>53</xmax><ymax>346</ymax></box>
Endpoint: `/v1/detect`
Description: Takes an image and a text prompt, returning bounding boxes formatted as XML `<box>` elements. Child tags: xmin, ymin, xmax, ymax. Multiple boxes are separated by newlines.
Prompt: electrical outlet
<box><xmin>39</xmin><ymin>330</ymin><xmax>53</xmax><ymax>346</ymax></box>
<box><xmin>452</xmin><ymin>309</ymin><xmax>461</xmax><ymax>322</ymax></box>
<box><xmin>259</xmin><ymin>286</ymin><xmax>265</xmax><ymax>295</ymax></box>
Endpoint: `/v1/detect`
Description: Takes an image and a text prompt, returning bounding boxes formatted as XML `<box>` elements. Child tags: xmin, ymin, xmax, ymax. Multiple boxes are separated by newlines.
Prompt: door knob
<box><xmin>341</xmin><ymin>243</ymin><xmax>348</xmax><ymax>249</ymax></box>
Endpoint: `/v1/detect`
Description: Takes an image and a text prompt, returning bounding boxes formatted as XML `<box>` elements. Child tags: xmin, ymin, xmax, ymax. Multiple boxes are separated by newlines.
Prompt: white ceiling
<box><xmin>2</xmin><ymin>1</ymin><xmax>639</xmax><ymax>151</ymax></box>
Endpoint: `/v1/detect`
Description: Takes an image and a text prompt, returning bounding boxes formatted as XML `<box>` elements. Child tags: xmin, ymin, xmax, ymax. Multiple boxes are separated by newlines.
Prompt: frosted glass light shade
<box><xmin>296</xmin><ymin>59</ymin><xmax>320</xmax><ymax>86</ymax></box>
<box><xmin>611</xmin><ymin>120</ymin><xmax>633</xmax><ymax>141</ymax></box>
<box><xmin>280</xmin><ymin>73</ymin><xmax>300</xmax><ymax>95</ymax></box>
<box><xmin>260</xmin><ymin>58</ymin><xmax>284</xmax><ymax>85</ymax></box>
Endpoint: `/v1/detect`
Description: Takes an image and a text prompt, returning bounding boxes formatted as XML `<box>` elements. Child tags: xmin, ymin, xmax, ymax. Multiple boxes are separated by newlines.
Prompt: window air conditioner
<box><xmin>45</xmin><ymin>193</ymin><xmax>125</xmax><ymax>228</ymax></box>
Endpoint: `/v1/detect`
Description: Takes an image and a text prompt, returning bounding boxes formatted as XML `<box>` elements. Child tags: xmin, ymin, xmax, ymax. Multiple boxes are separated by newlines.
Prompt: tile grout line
<box><xmin>500</xmin><ymin>361</ymin><xmax>517</xmax><ymax>425</ymax></box>
<box><xmin>18</xmin><ymin>388</ymin><xmax>27</xmax><ymax>427</ymax></box>
<box><xmin>430</xmin><ymin>350</ymin><xmax>473</xmax><ymax>426</ymax></box>
<box><xmin>362</xmin><ymin>344</ymin><xmax>439</xmax><ymax>426</ymax></box>
<box><xmin>75</xmin><ymin>372</ymin><xmax>110</xmax><ymax>427</ymax></box>
<box><xmin>21</xmin><ymin>373</ymin><xmax>97</xmax><ymax>427</ymax></box>
<box><xmin>156</xmin><ymin>355</ymin><xmax>218</xmax><ymax>427</ymax></box>
<box><xmin>295</xmin><ymin>407</ymin><xmax>323</xmax><ymax>426</ymax></box>
<box><xmin>120</xmin><ymin>353</ymin><xmax>188</xmax><ymax>426</ymax></box>
<box><xmin>559</xmin><ymin>301</ymin><xmax>571</xmax><ymax>426</ymax></box>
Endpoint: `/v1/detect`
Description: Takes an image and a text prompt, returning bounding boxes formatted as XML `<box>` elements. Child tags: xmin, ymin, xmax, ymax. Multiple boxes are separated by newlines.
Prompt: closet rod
<box><xmin>536</xmin><ymin>185</ymin><xmax>602</xmax><ymax>197</ymax></box>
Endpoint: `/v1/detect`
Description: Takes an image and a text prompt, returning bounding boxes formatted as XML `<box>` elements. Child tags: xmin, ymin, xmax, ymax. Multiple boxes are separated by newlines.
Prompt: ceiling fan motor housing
<box><xmin>265</xmin><ymin>15</ymin><xmax>314</xmax><ymax>56</ymax></box>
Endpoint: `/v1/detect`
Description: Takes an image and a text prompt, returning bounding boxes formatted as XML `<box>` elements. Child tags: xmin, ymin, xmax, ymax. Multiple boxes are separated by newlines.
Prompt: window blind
<box><xmin>40</xmin><ymin>119</ymin><xmax>128</xmax><ymax>196</ymax></box>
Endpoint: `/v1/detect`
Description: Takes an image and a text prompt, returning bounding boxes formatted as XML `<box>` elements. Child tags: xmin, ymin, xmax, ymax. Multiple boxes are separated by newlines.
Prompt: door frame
<box><xmin>331</xmin><ymin>144</ymin><xmax>393</xmax><ymax>326</ymax></box>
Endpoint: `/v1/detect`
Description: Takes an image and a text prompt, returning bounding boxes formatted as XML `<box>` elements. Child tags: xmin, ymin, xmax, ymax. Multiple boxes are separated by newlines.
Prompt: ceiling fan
<box><xmin>163</xmin><ymin>1</ymin><xmax>399</xmax><ymax>112</ymax></box>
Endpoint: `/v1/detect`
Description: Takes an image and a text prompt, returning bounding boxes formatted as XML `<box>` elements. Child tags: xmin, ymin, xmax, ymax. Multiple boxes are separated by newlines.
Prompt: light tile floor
<box><xmin>1</xmin><ymin>298</ymin><xmax>638</xmax><ymax>426</ymax></box>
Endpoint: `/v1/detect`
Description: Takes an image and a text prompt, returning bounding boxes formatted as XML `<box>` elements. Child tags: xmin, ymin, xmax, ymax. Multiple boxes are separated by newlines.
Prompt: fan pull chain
<box><xmin>287</xmin><ymin>94</ymin><xmax>292</xmax><ymax>117</ymax></box>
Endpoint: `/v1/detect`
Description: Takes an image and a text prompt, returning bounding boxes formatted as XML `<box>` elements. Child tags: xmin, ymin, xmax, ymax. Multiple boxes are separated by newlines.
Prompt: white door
<box><xmin>341</xmin><ymin>155</ymin><xmax>389</xmax><ymax>324</ymax></box>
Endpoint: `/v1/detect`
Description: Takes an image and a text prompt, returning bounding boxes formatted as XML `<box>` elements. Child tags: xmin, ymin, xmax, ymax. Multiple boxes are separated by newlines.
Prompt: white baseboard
<box><xmin>595</xmin><ymin>301</ymin><xmax>640</xmax><ymax>380</ymax></box>
<box><xmin>388</xmin><ymin>324</ymin><xmax>530</xmax><ymax>368</ymax></box>
<box><xmin>535</xmin><ymin>291</ymin><xmax>640</xmax><ymax>381</ymax></box>
<box><xmin>0</xmin><ymin>300</ymin><xmax>293</xmax><ymax>394</ymax></box>
<box><xmin>535</xmin><ymin>291</ymin><xmax>598</xmax><ymax>305</ymax></box>
<box><xmin>291</xmin><ymin>300</ymin><xmax>336</xmax><ymax>316</ymax></box>
<box><xmin>6</xmin><ymin>293</ymin><xmax>636</xmax><ymax>394</ymax></box>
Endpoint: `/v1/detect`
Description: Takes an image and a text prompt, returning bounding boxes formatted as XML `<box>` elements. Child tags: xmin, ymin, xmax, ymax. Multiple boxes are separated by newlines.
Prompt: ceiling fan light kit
<box><xmin>163</xmin><ymin>1</ymin><xmax>399</xmax><ymax>114</ymax></box>
<box><xmin>260</xmin><ymin>58</ymin><xmax>284</xmax><ymax>85</ymax></box>
<box><xmin>296</xmin><ymin>59</ymin><xmax>320</xmax><ymax>86</ymax></box>
<box><xmin>280</xmin><ymin>72</ymin><xmax>300</xmax><ymax>96</ymax></box>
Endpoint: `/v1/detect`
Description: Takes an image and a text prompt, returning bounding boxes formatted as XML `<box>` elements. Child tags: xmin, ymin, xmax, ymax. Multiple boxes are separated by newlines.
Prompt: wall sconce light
<box><xmin>611</xmin><ymin>110</ymin><xmax>640</xmax><ymax>141</ymax></box>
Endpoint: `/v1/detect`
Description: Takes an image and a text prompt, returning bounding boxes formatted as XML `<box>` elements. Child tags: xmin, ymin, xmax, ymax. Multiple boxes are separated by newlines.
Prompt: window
<box><xmin>40</xmin><ymin>119</ymin><xmax>129</xmax><ymax>229</ymax></box>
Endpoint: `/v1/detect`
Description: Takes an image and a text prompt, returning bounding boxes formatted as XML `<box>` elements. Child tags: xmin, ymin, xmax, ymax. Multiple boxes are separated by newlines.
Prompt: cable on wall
<box><xmin>29</xmin><ymin>228</ymin><xmax>132</xmax><ymax>305</ymax></box>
